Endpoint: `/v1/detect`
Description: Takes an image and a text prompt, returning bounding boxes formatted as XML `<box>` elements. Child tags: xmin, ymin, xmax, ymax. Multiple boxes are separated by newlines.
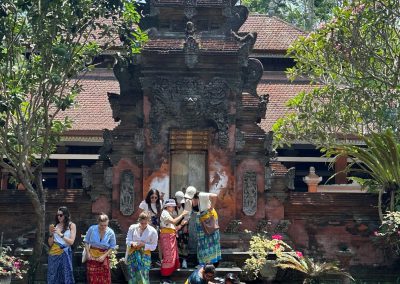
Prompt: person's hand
<box><xmin>54</xmin><ymin>227</ymin><xmax>62</xmax><ymax>236</ymax></box>
<box><xmin>182</xmin><ymin>210</ymin><xmax>189</xmax><ymax>216</ymax></box>
<box><xmin>137</xmin><ymin>242</ymin><xmax>145</xmax><ymax>248</ymax></box>
<box><xmin>181</xmin><ymin>220</ymin><xmax>188</xmax><ymax>226</ymax></box>
<box><xmin>49</xmin><ymin>224</ymin><xmax>55</xmax><ymax>234</ymax></box>
<box><xmin>130</xmin><ymin>241</ymin><xmax>138</xmax><ymax>248</ymax></box>
<box><xmin>97</xmin><ymin>254</ymin><xmax>106</xmax><ymax>263</ymax></box>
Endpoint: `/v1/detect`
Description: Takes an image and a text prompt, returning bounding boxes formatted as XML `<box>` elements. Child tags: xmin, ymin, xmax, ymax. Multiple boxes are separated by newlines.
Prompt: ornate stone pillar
<box><xmin>303</xmin><ymin>166</ymin><xmax>322</xmax><ymax>193</ymax></box>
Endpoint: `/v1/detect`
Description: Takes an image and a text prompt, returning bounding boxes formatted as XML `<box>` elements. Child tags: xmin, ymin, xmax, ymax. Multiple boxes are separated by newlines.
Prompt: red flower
<box><xmin>272</xmin><ymin>234</ymin><xmax>282</xmax><ymax>240</ymax></box>
<box><xmin>296</xmin><ymin>251</ymin><xmax>303</xmax><ymax>258</ymax></box>
<box><xmin>274</xmin><ymin>243</ymin><xmax>281</xmax><ymax>251</ymax></box>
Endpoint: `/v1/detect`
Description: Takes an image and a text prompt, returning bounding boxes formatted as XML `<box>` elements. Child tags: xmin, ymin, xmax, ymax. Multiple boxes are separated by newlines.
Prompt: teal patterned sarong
<box><xmin>127</xmin><ymin>249</ymin><xmax>151</xmax><ymax>284</ymax></box>
<box><xmin>196</xmin><ymin>209</ymin><xmax>222</xmax><ymax>265</ymax></box>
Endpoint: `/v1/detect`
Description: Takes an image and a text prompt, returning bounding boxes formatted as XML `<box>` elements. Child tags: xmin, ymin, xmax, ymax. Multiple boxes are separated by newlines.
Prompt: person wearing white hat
<box><xmin>174</xmin><ymin>190</ymin><xmax>190</xmax><ymax>268</ymax></box>
<box><xmin>159</xmin><ymin>199</ymin><xmax>189</xmax><ymax>283</ymax></box>
<box><xmin>190</xmin><ymin>190</ymin><xmax>221</xmax><ymax>266</ymax></box>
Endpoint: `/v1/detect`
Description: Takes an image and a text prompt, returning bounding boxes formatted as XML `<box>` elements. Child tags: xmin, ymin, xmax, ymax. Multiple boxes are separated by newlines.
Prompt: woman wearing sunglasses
<box><xmin>47</xmin><ymin>206</ymin><xmax>76</xmax><ymax>284</ymax></box>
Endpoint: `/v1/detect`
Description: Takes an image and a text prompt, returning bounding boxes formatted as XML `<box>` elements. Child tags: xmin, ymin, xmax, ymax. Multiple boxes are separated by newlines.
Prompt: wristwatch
<box><xmin>61</xmin><ymin>234</ymin><xmax>64</xmax><ymax>238</ymax></box>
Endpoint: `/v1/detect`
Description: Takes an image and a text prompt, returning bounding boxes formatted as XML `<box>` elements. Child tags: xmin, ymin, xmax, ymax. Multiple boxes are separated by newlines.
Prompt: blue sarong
<box><xmin>47</xmin><ymin>243</ymin><xmax>75</xmax><ymax>284</ymax></box>
<box><xmin>196</xmin><ymin>209</ymin><xmax>222</xmax><ymax>265</ymax></box>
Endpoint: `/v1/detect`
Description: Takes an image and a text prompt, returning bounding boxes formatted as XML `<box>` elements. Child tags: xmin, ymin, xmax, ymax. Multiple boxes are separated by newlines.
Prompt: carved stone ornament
<box><xmin>134</xmin><ymin>129</ymin><xmax>144</xmax><ymax>152</ymax></box>
<box><xmin>235</xmin><ymin>128</ymin><xmax>245</xmax><ymax>150</ymax></box>
<box><xmin>141</xmin><ymin>77</ymin><xmax>230</xmax><ymax>147</ymax></box>
<box><xmin>104</xmin><ymin>167</ymin><xmax>113</xmax><ymax>189</ymax></box>
<box><xmin>243</xmin><ymin>171</ymin><xmax>257</xmax><ymax>216</ymax></box>
<box><xmin>99</xmin><ymin>129</ymin><xmax>113</xmax><ymax>161</ymax></box>
<box><xmin>81</xmin><ymin>166</ymin><xmax>93</xmax><ymax>190</ymax></box>
<box><xmin>264</xmin><ymin>166</ymin><xmax>273</xmax><ymax>191</ymax></box>
<box><xmin>120</xmin><ymin>170</ymin><xmax>135</xmax><ymax>216</ymax></box>
<box><xmin>184</xmin><ymin>7</ymin><xmax>197</xmax><ymax>19</ymax></box>
<box><xmin>264</xmin><ymin>131</ymin><xmax>277</xmax><ymax>163</ymax></box>
<box><xmin>184</xmin><ymin>22</ymin><xmax>199</xmax><ymax>69</ymax></box>
<box><xmin>243</xmin><ymin>58</ymin><xmax>264</xmax><ymax>95</ymax></box>
<box><xmin>285</xmin><ymin>167</ymin><xmax>296</xmax><ymax>190</ymax></box>
<box><xmin>228</xmin><ymin>5</ymin><xmax>249</xmax><ymax>32</ymax></box>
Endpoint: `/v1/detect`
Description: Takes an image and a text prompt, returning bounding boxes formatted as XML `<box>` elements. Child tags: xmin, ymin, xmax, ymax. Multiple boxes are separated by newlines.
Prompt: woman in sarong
<box><xmin>84</xmin><ymin>213</ymin><xmax>116</xmax><ymax>284</ymax></box>
<box><xmin>47</xmin><ymin>206</ymin><xmax>76</xmax><ymax>284</ymax></box>
<box><xmin>187</xmin><ymin>188</ymin><xmax>221</xmax><ymax>266</ymax></box>
<box><xmin>159</xmin><ymin>199</ymin><xmax>188</xmax><ymax>282</ymax></box>
<box><xmin>125</xmin><ymin>212</ymin><xmax>158</xmax><ymax>284</ymax></box>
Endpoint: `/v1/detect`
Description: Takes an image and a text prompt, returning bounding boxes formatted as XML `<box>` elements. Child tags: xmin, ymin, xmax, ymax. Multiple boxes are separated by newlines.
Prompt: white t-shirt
<box><xmin>160</xmin><ymin>209</ymin><xmax>176</xmax><ymax>230</ymax></box>
<box><xmin>139</xmin><ymin>200</ymin><xmax>161</xmax><ymax>217</ymax></box>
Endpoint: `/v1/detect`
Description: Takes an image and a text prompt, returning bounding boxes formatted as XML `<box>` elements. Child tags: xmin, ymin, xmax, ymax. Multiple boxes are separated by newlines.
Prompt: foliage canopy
<box><xmin>0</xmin><ymin>0</ymin><xmax>146</xmax><ymax>279</ymax></box>
<box><xmin>273</xmin><ymin>0</ymin><xmax>400</xmax><ymax>149</ymax></box>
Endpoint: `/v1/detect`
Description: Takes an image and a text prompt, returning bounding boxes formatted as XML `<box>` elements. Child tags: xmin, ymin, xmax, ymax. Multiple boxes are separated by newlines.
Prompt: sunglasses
<box><xmin>57</xmin><ymin>214</ymin><xmax>64</xmax><ymax>217</ymax></box>
<box><xmin>150</xmin><ymin>196</ymin><xmax>158</xmax><ymax>199</ymax></box>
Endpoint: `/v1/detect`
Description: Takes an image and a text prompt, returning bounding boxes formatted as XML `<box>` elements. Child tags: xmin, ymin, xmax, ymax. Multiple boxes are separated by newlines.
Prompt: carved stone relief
<box><xmin>141</xmin><ymin>76</ymin><xmax>230</xmax><ymax>147</ymax></box>
<box><xmin>120</xmin><ymin>170</ymin><xmax>135</xmax><ymax>216</ymax></box>
<box><xmin>243</xmin><ymin>171</ymin><xmax>257</xmax><ymax>216</ymax></box>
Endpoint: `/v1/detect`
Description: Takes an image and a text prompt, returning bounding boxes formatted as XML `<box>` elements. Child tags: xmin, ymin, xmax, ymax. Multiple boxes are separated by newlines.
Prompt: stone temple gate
<box><xmin>85</xmin><ymin>0</ymin><xmax>275</xmax><ymax>232</ymax></box>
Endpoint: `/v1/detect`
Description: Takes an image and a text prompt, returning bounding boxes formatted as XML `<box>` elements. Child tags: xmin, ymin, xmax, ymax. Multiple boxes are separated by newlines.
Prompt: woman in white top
<box><xmin>159</xmin><ymin>199</ymin><xmax>188</xmax><ymax>281</ymax></box>
<box><xmin>187</xmin><ymin>187</ymin><xmax>222</xmax><ymax>266</ymax></box>
<box><xmin>47</xmin><ymin>206</ymin><xmax>77</xmax><ymax>284</ymax></box>
<box><xmin>125</xmin><ymin>212</ymin><xmax>158</xmax><ymax>284</ymax></box>
<box><xmin>138</xmin><ymin>188</ymin><xmax>162</xmax><ymax>229</ymax></box>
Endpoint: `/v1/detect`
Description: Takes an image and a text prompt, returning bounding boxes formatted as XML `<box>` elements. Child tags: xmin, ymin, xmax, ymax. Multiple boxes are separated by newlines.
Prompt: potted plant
<box><xmin>0</xmin><ymin>246</ymin><xmax>28</xmax><ymax>284</ymax></box>
<box><xmin>244</xmin><ymin>234</ymin><xmax>354</xmax><ymax>283</ymax></box>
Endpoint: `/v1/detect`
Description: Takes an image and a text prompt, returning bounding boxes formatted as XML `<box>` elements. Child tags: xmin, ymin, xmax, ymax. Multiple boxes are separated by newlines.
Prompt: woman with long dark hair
<box><xmin>138</xmin><ymin>188</ymin><xmax>162</xmax><ymax>229</ymax></box>
<box><xmin>47</xmin><ymin>206</ymin><xmax>76</xmax><ymax>284</ymax></box>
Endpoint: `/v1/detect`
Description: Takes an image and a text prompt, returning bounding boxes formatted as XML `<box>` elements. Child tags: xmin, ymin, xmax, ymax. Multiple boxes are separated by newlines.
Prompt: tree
<box><xmin>0</xmin><ymin>0</ymin><xmax>146</xmax><ymax>280</ymax></box>
<box><xmin>273</xmin><ymin>0</ymin><xmax>400</xmax><ymax>148</ymax></box>
<box><xmin>241</xmin><ymin>0</ymin><xmax>341</xmax><ymax>30</ymax></box>
<box><xmin>326</xmin><ymin>130</ymin><xmax>400</xmax><ymax>221</ymax></box>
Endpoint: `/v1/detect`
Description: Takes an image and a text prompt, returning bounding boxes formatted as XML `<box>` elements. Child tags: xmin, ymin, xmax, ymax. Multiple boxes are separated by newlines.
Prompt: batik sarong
<box><xmin>47</xmin><ymin>243</ymin><xmax>75</xmax><ymax>284</ymax></box>
<box><xmin>196</xmin><ymin>208</ymin><xmax>222</xmax><ymax>265</ymax></box>
<box><xmin>160</xmin><ymin>228</ymin><xmax>180</xmax><ymax>276</ymax></box>
<box><xmin>86</xmin><ymin>247</ymin><xmax>111</xmax><ymax>284</ymax></box>
<box><xmin>127</xmin><ymin>247</ymin><xmax>151</xmax><ymax>284</ymax></box>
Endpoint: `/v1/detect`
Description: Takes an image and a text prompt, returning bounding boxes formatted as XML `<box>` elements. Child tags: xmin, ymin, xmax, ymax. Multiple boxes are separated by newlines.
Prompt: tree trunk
<box><xmin>25</xmin><ymin>184</ymin><xmax>45</xmax><ymax>284</ymax></box>
<box><xmin>378</xmin><ymin>189</ymin><xmax>383</xmax><ymax>222</ymax></box>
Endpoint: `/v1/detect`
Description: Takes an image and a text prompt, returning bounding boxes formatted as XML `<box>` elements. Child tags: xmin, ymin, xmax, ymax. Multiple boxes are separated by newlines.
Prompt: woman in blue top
<box><xmin>84</xmin><ymin>213</ymin><xmax>116</xmax><ymax>284</ymax></box>
<box><xmin>48</xmin><ymin>206</ymin><xmax>76</xmax><ymax>284</ymax></box>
